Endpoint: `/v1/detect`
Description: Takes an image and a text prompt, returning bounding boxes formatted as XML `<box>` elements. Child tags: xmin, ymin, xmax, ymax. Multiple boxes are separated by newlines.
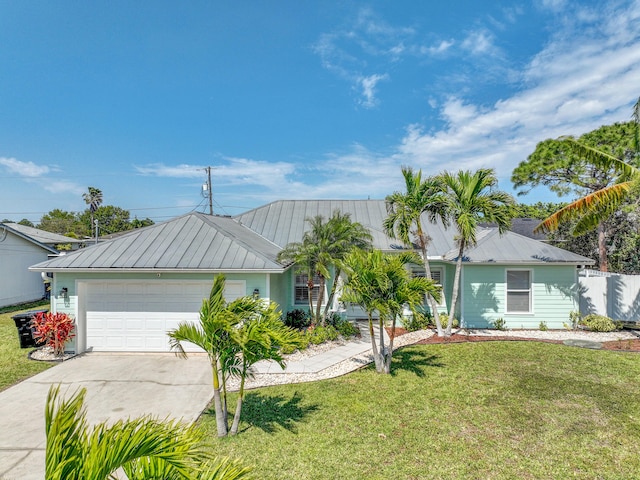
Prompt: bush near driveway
<box><xmin>0</xmin><ymin>301</ymin><xmax>53</xmax><ymax>391</ymax></box>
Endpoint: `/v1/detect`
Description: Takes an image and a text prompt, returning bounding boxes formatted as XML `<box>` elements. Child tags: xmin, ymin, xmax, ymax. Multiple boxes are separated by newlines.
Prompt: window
<box><xmin>506</xmin><ymin>270</ymin><xmax>531</xmax><ymax>313</ymax></box>
<box><xmin>412</xmin><ymin>266</ymin><xmax>445</xmax><ymax>306</ymax></box>
<box><xmin>294</xmin><ymin>273</ymin><xmax>323</xmax><ymax>305</ymax></box>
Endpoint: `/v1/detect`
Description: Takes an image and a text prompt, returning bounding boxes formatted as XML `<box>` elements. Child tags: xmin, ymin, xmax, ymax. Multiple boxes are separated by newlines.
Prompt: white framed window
<box><xmin>506</xmin><ymin>269</ymin><xmax>532</xmax><ymax>313</ymax></box>
<box><xmin>412</xmin><ymin>266</ymin><xmax>445</xmax><ymax>307</ymax></box>
<box><xmin>294</xmin><ymin>273</ymin><xmax>323</xmax><ymax>305</ymax></box>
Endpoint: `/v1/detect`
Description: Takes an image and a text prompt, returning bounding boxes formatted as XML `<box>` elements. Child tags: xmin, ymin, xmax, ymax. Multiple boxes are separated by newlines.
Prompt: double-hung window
<box><xmin>506</xmin><ymin>270</ymin><xmax>531</xmax><ymax>313</ymax></box>
<box><xmin>294</xmin><ymin>273</ymin><xmax>323</xmax><ymax>305</ymax></box>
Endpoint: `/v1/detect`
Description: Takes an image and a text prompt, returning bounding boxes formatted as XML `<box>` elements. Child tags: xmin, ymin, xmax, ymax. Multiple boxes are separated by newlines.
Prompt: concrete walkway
<box><xmin>253</xmin><ymin>321</ymin><xmax>386</xmax><ymax>374</ymax></box>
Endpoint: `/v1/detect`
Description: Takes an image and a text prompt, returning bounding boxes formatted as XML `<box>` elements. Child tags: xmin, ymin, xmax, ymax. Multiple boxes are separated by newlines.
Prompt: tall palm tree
<box><xmin>228</xmin><ymin>303</ymin><xmax>300</xmax><ymax>435</ymax></box>
<box><xmin>82</xmin><ymin>186</ymin><xmax>103</xmax><ymax>239</ymax></box>
<box><xmin>342</xmin><ymin>249</ymin><xmax>439</xmax><ymax>374</ymax></box>
<box><xmin>535</xmin><ymin>139</ymin><xmax>639</xmax><ymax>271</ymax></box>
<box><xmin>439</xmin><ymin>169</ymin><xmax>514</xmax><ymax>336</ymax></box>
<box><xmin>384</xmin><ymin>167</ymin><xmax>448</xmax><ymax>336</ymax></box>
<box><xmin>278</xmin><ymin>211</ymin><xmax>372</xmax><ymax>326</ymax></box>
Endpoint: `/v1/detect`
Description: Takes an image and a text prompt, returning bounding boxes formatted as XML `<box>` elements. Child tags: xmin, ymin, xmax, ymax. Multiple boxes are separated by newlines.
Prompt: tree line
<box><xmin>2</xmin><ymin>187</ymin><xmax>154</xmax><ymax>241</ymax></box>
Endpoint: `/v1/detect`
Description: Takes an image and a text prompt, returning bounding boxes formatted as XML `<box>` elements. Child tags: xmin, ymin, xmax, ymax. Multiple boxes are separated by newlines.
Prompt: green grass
<box><xmin>200</xmin><ymin>342</ymin><xmax>640</xmax><ymax>479</ymax></box>
<box><xmin>0</xmin><ymin>301</ymin><xmax>52</xmax><ymax>391</ymax></box>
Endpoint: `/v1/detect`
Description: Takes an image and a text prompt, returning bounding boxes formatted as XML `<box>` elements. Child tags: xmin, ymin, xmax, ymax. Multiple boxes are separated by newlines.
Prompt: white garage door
<box><xmin>83</xmin><ymin>280</ymin><xmax>246</xmax><ymax>352</ymax></box>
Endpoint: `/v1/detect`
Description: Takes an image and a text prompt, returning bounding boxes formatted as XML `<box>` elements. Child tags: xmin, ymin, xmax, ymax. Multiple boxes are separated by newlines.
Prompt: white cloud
<box><xmin>391</xmin><ymin>0</ymin><xmax>640</xmax><ymax>198</ymax></box>
<box><xmin>424</xmin><ymin>39</ymin><xmax>454</xmax><ymax>55</ymax></box>
<box><xmin>461</xmin><ymin>30</ymin><xmax>496</xmax><ymax>55</ymax></box>
<box><xmin>312</xmin><ymin>7</ymin><xmax>417</xmax><ymax>107</ymax></box>
<box><xmin>134</xmin><ymin>163</ymin><xmax>206</xmax><ymax>178</ymax></box>
<box><xmin>358</xmin><ymin>73</ymin><xmax>388</xmax><ymax>108</ymax></box>
<box><xmin>0</xmin><ymin>157</ymin><xmax>50</xmax><ymax>177</ymax></box>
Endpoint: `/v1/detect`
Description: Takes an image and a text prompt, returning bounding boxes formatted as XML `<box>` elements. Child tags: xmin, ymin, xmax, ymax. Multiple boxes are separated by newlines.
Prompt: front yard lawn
<box><xmin>0</xmin><ymin>301</ymin><xmax>52</xmax><ymax>391</ymax></box>
<box><xmin>201</xmin><ymin>341</ymin><xmax>640</xmax><ymax>479</ymax></box>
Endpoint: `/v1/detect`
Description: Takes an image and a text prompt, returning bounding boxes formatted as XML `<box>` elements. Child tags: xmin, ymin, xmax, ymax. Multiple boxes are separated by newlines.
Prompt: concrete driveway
<box><xmin>0</xmin><ymin>353</ymin><xmax>212</xmax><ymax>480</ymax></box>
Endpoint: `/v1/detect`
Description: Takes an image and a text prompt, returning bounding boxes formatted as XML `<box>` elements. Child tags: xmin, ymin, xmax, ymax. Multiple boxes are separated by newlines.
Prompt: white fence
<box><xmin>579</xmin><ymin>270</ymin><xmax>640</xmax><ymax>321</ymax></box>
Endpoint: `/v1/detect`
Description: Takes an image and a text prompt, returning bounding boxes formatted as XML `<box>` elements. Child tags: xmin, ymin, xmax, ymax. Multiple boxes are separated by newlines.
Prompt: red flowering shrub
<box><xmin>31</xmin><ymin>312</ymin><xmax>76</xmax><ymax>356</ymax></box>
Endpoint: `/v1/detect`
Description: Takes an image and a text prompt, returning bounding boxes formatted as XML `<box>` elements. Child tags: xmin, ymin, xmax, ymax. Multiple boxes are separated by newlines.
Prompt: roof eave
<box><xmin>28</xmin><ymin>267</ymin><xmax>286</xmax><ymax>274</ymax></box>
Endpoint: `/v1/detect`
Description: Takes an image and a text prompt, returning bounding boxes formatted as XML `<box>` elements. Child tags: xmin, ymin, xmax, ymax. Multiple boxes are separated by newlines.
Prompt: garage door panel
<box><xmin>84</xmin><ymin>280</ymin><xmax>245</xmax><ymax>352</ymax></box>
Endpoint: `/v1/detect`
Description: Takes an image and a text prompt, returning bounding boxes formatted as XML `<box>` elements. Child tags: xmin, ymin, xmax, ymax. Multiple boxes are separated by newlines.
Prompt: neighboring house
<box><xmin>4</xmin><ymin>222</ymin><xmax>85</xmax><ymax>251</ymax></box>
<box><xmin>30</xmin><ymin>200</ymin><xmax>594</xmax><ymax>353</ymax></box>
<box><xmin>480</xmin><ymin>218</ymin><xmax>549</xmax><ymax>242</ymax></box>
<box><xmin>0</xmin><ymin>223</ymin><xmax>59</xmax><ymax>307</ymax></box>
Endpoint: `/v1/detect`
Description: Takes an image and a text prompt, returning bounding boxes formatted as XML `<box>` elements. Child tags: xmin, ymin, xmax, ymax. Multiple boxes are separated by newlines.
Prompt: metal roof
<box><xmin>237</xmin><ymin>200</ymin><xmax>593</xmax><ymax>264</ymax></box>
<box><xmin>3</xmin><ymin>223</ymin><xmax>84</xmax><ymax>246</ymax></box>
<box><xmin>1</xmin><ymin>223</ymin><xmax>59</xmax><ymax>254</ymax></box>
<box><xmin>29</xmin><ymin>213</ymin><xmax>284</xmax><ymax>272</ymax></box>
<box><xmin>235</xmin><ymin>199</ymin><xmax>458</xmax><ymax>255</ymax></box>
<box><xmin>30</xmin><ymin>201</ymin><xmax>594</xmax><ymax>272</ymax></box>
<box><xmin>443</xmin><ymin>229</ymin><xmax>595</xmax><ymax>264</ymax></box>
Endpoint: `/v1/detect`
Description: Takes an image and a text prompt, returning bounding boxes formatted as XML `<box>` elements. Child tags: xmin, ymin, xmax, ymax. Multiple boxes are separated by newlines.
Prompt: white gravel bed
<box><xmin>456</xmin><ymin>328</ymin><xmax>638</xmax><ymax>342</ymax></box>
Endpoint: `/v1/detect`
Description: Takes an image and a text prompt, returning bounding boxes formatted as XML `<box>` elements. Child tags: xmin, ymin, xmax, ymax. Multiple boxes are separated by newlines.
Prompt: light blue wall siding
<box><xmin>461</xmin><ymin>264</ymin><xmax>578</xmax><ymax>329</ymax></box>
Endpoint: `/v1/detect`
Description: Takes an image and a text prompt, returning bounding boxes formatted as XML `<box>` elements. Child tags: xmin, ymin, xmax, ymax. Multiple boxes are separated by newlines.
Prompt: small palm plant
<box><xmin>342</xmin><ymin>249</ymin><xmax>439</xmax><ymax>373</ymax></box>
<box><xmin>44</xmin><ymin>384</ymin><xmax>252</xmax><ymax>480</ymax></box>
<box><xmin>168</xmin><ymin>275</ymin><xmax>298</xmax><ymax>437</ymax></box>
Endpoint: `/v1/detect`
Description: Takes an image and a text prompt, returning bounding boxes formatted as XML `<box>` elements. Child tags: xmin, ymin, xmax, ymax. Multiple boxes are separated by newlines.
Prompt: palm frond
<box><xmin>559</xmin><ymin>137</ymin><xmax>638</xmax><ymax>180</ymax></box>
<box><xmin>535</xmin><ymin>181</ymin><xmax>632</xmax><ymax>233</ymax></box>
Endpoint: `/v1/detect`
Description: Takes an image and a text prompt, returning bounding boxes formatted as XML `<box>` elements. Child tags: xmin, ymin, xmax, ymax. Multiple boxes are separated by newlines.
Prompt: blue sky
<box><xmin>1</xmin><ymin>0</ymin><xmax>639</xmax><ymax>224</ymax></box>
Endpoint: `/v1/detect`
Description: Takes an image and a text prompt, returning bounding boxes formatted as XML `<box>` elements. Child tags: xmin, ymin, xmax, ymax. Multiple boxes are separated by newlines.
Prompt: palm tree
<box><xmin>45</xmin><ymin>385</ymin><xmax>205</xmax><ymax>480</ymax></box>
<box><xmin>535</xmin><ymin>139</ymin><xmax>639</xmax><ymax>271</ymax></box>
<box><xmin>228</xmin><ymin>303</ymin><xmax>300</xmax><ymax>435</ymax></box>
<box><xmin>384</xmin><ymin>167</ymin><xmax>448</xmax><ymax>336</ymax></box>
<box><xmin>439</xmin><ymin>169</ymin><xmax>514</xmax><ymax>336</ymax></box>
<box><xmin>82</xmin><ymin>187</ymin><xmax>103</xmax><ymax>239</ymax></box>
<box><xmin>322</xmin><ymin>211</ymin><xmax>373</xmax><ymax>319</ymax></box>
<box><xmin>342</xmin><ymin>249</ymin><xmax>439</xmax><ymax>374</ymax></box>
<box><xmin>278</xmin><ymin>211</ymin><xmax>372</xmax><ymax>326</ymax></box>
<box><xmin>168</xmin><ymin>275</ymin><xmax>252</xmax><ymax>437</ymax></box>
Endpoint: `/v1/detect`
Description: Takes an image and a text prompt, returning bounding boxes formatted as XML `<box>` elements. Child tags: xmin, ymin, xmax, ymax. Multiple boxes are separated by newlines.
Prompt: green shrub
<box><xmin>580</xmin><ymin>314</ymin><xmax>621</xmax><ymax>332</ymax></box>
<box><xmin>436</xmin><ymin>314</ymin><xmax>459</xmax><ymax>329</ymax></box>
<box><xmin>307</xmin><ymin>325</ymin><xmax>340</xmax><ymax>345</ymax></box>
<box><xmin>280</xmin><ymin>329</ymin><xmax>310</xmax><ymax>354</ymax></box>
<box><xmin>283</xmin><ymin>309</ymin><xmax>312</xmax><ymax>330</ymax></box>
<box><xmin>402</xmin><ymin>311</ymin><xmax>432</xmax><ymax>331</ymax></box>
<box><xmin>492</xmin><ymin>317</ymin><xmax>507</xmax><ymax>331</ymax></box>
<box><xmin>326</xmin><ymin>314</ymin><xmax>359</xmax><ymax>338</ymax></box>
<box><xmin>539</xmin><ymin>321</ymin><xmax>548</xmax><ymax>331</ymax></box>
<box><xmin>564</xmin><ymin>310</ymin><xmax>581</xmax><ymax>331</ymax></box>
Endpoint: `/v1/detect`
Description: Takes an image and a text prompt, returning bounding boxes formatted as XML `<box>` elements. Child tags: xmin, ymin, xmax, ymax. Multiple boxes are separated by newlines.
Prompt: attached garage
<box><xmin>77</xmin><ymin>280</ymin><xmax>246</xmax><ymax>352</ymax></box>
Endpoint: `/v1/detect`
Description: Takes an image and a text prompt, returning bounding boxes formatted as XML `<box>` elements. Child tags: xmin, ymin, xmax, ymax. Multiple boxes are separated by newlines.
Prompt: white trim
<box><xmin>505</xmin><ymin>268</ymin><xmax>533</xmax><ymax>314</ymax></box>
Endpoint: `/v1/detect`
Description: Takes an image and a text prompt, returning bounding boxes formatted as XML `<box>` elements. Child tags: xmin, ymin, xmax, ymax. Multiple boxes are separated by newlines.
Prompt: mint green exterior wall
<box><xmin>461</xmin><ymin>264</ymin><xmax>578</xmax><ymax>329</ymax></box>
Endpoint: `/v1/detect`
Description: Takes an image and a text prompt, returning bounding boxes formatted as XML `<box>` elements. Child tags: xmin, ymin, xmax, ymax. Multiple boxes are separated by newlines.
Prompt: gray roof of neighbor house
<box><xmin>29</xmin><ymin>213</ymin><xmax>284</xmax><ymax>272</ymax></box>
<box><xmin>3</xmin><ymin>223</ymin><xmax>83</xmax><ymax>247</ymax></box>
<box><xmin>1</xmin><ymin>223</ymin><xmax>59</xmax><ymax>254</ymax></box>
<box><xmin>235</xmin><ymin>200</ymin><xmax>593</xmax><ymax>264</ymax></box>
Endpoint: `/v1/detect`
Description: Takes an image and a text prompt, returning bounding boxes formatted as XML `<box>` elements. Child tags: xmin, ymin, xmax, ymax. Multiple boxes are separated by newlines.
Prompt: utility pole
<box><xmin>203</xmin><ymin>166</ymin><xmax>213</xmax><ymax>215</ymax></box>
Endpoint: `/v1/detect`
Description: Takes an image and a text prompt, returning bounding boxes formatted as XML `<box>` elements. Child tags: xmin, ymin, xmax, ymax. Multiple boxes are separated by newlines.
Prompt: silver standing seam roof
<box><xmin>29</xmin><ymin>213</ymin><xmax>284</xmax><ymax>272</ymax></box>
<box><xmin>30</xmin><ymin>200</ymin><xmax>594</xmax><ymax>272</ymax></box>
